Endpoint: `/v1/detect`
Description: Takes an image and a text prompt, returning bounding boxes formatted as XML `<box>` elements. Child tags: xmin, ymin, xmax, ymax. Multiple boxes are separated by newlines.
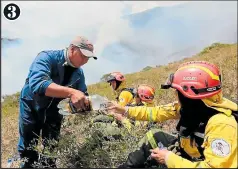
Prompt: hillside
<box><xmin>100</xmin><ymin>1</ymin><xmax>237</xmax><ymax>74</ymax></box>
<box><xmin>88</xmin><ymin>43</ymin><xmax>237</xmax><ymax>102</ymax></box>
<box><xmin>2</xmin><ymin>1</ymin><xmax>237</xmax><ymax>95</ymax></box>
<box><xmin>1</xmin><ymin>43</ymin><xmax>237</xmax><ymax>168</ymax></box>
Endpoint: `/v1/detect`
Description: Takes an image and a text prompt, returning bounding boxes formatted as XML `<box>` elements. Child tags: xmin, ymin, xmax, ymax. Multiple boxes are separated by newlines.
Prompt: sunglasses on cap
<box><xmin>107</xmin><ymin>75</ymin><xmax>116</xmax><ymax>83</ymax></box>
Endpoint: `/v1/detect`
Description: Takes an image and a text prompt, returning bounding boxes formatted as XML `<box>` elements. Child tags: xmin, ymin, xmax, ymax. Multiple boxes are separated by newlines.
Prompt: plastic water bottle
<box><xmin>88</xmin><ymin>94</ymin><xmax>109</xmax><ymax>111</ymax></box>
<box><xmin>58</xmin><ymin>94</ymin><xmax>109</xmax><ymax>115</ymax></box>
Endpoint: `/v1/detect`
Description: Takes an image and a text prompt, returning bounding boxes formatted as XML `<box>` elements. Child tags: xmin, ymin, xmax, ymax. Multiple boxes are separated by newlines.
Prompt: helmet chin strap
<box><xmin>63</xmin><ymin>47</ymin><xmax>77</xmax><ymax>68</ymax></box>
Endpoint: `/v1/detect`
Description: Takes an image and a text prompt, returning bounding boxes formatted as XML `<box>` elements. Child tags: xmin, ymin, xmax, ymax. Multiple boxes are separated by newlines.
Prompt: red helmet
<box><xmin>107</xmin><ymin>72</ymin><xmax>125</xmax><ymax>82</ymax></box>
<box><xmin>137</xmin><ymin>84</ymin><xmax>155</xmax><ymax>102</ymax></box>
<box><xmin>161</xmin><ymin>61</ymin><xmax>222</xmax><ymax>99</ymax></box>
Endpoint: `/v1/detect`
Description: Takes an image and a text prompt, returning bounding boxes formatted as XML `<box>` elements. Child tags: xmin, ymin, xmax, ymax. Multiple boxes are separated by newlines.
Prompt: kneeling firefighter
<box><xmin>106</xmin><ymin>61</ymin><xmax>238</xmax><ymax>168</ymax></box>
<box><xmin>127</xmin><ymin>84</ymin><xmax>157</xmax><ymax>129</ymax></box>
<box><xmin>91</xmin><ymin>72</ymin><xmax>156</xmax><ymax>134</ymax></box>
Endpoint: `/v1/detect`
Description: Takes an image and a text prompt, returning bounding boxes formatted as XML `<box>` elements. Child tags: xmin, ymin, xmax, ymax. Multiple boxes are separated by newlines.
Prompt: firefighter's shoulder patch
<box><xmin>211</xmin><ymin>139</ymin><xmax>230</xmax><ymax>157</ymax></box>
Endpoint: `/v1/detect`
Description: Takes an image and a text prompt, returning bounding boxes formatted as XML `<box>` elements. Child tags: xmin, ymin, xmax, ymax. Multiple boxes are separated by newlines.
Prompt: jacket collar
<box><xmin>58</xmin><ymin>49</ymin><xmax>83</xmax><ymax>83</ymax></box>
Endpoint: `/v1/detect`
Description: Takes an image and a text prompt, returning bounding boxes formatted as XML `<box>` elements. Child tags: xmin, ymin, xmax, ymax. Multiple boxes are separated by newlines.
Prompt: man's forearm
<box><xmin>45</xmin><ymin>83</ymin><xmax>75</xmax><ymax>98</ymax></box>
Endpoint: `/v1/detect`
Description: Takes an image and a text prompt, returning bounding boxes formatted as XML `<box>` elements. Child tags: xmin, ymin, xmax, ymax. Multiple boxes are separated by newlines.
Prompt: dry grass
<box><xmin>88</xmin><ymin>43</ymin><xmax>237</xmax><ymax>102</ymax></box>
<box><xmin>1</xmin><ymin>94</ymin><xmax>20</xmax><ymax>168</ymax></box>
<box><xmin>1</xmin><ymin>43</ymin><xmax>237</xmax><ymax>168</ymax></box>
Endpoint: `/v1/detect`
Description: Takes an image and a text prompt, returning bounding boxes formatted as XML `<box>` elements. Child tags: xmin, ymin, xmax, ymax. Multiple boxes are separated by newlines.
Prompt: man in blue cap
<box><xmin>18</xmin><ymin>36</ymin><xmax>97</xmax><ymax>168</ymax></box>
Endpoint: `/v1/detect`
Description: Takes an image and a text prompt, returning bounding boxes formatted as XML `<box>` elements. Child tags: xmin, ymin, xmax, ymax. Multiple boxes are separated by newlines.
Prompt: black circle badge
<box><xmin>3</xmin><ymin>3</ymin><xmax>21</xmax><ymax>20</ymax></box>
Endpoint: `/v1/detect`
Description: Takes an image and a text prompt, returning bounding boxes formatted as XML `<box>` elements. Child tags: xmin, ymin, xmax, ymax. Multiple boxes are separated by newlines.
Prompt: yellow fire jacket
<box><xmin>126</xmin><ymin>97</ymin><xmax>237</xmax><ymax>168</ymax></box>
<box><xmin>117</xmin><ymin>90</ymin><xmax>134</xmax><ymax>107</ymax></box>
<box><xmin>133</xmin><ymin>101</ymin><xmax>156</xmax><ymax>128</ymax></box>
<box><xmin>117</xmin><ymin>90</ymin><xmax>156</xmax><ymax>131</ymax></box>
<box><xmin>115</xmin><ymin>90</ymin><xmax>133</xmax><ymax>131</ymax></box>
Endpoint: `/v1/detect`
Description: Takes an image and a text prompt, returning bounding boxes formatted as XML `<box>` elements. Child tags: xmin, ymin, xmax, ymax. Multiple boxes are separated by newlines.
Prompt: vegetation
<box><xmin>141</xmin><ymin>66</ymin><xmax>154</xmax><ymax>71</ymax></box>
<box><xmin>1</xmin><ymin>43</ymin><xmax>237</xmax><ymax>167</ymax></box>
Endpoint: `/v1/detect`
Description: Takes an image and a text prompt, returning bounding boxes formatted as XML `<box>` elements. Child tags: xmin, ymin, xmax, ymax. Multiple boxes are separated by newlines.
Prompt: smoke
<box><xmin>1</xmin><ymin>1</ymin><xmax>128</xmax><ymax>95</ymax></box>
<box><xmin>93</xmin><ymin>1</ymin><xmax>237</xmax><ymax>72</ymax></box>
<box><xmin>1</xmin><ymin>1</ymin><xmax>237</xmax><ymax>95</ymax></box>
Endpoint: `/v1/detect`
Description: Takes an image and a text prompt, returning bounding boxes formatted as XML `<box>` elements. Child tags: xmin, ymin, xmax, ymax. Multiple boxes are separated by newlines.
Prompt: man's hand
<box><xmin>150</xmin><ymin>148</ymin><xmax>171</xmax><ymax>165</ymax></box>
<box><xmin>70</xmin><ymin>90</ymin><xmax>87</xmax><ymax>111</ymax></box>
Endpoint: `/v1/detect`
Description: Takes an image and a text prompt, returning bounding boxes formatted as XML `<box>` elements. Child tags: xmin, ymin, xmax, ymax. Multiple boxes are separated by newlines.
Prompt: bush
<box><xmin>142</xmin><ymin>66</ymin><xmax>153</xmax><ymax>71</ymax></box>
<box><xmin>29</xmin><ymin>113</ymin><xmax>163</xmax><ymax>168</ymax></box>
<box><xmin>199</xmin><ymin>43</ymin><xmax>230</xmax><ymax>55</ymax></box>
<box><xmin>2</xmin><ymin>43</ymin><xmax>237</xmax><ymax>168</ymax></box>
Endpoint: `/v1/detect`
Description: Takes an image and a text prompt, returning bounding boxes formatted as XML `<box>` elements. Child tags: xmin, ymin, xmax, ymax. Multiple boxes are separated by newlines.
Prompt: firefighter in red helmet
<box><xmin>106</xmin><ymin>61</ymin><xmax>237</xmax><ymax>168</ymax></box>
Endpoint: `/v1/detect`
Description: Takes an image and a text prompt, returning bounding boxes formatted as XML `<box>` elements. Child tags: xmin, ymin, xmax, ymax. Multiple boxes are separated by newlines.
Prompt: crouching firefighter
<box><xmin>92</xmin><ymin>72</ymin><xmax>156</xmax><ymax>132</ymax></box>
<box><xmin>90</xmin><ymin>72</ymin><xmax>133</xmax><ymax>134</ymax></box>
<box><xmin>106</xmin><ymin>61</ymin><xmax>238</xmax><ymax>168</ymax></box>
<box><xmin>127</xmin><ymin>84</ymin><xmax>157</xmax><ymax>129</ymax></box>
